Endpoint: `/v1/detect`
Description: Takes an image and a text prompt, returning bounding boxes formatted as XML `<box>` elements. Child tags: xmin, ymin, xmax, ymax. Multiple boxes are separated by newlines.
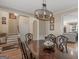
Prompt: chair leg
<box><xmin>30</xmin><ymin>53</ymin><xmax>36</xmax><ymax>59</ymax></box>
<box><xmin>30</xmin><ymin>53</ymin><xmax>33</xmax><ymax>59</ymax></box>
<box><xmin>56</xmin><ymin>43</ymin><xmax>59</xmax><ymax>49</ymax></box>
<box><xmin>22</xmin><ymin>55</ymin><xmax>24</xmax><ymax>59</ymax></box>
<box><xmin>65</xmin><ymin>45</ymin><xmax>68</xmax><ymax>53</ymax></box>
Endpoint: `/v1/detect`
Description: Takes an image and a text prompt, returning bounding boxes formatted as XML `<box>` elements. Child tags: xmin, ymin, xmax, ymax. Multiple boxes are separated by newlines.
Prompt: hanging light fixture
<box><xmin>34</xmin><ymin>0</ymin><xmax>54</xmax><ymax>21</ymax></box>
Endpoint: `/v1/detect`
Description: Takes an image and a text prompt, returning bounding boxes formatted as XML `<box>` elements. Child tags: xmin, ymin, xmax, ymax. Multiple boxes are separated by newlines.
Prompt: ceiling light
<box><xmin>34</xmin><ymin>0</ymin><xmax>54</xmax><ymax>21</ymax></box>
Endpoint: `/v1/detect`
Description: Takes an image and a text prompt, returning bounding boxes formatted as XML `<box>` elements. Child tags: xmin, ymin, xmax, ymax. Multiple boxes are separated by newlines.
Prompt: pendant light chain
<box><xmin>34</xmin><ymin>0</ymin><xmax>54</xmax><ymax>21</ymax></box>
<box><xmin>43</xmin><ymin>0</ymin><xmax>46</xmax><ymax>9</ymax></box>
<box><xmin>43</xmin><ymin>0</ymin><xmax>46</xmax><ymax>4</ymax></box>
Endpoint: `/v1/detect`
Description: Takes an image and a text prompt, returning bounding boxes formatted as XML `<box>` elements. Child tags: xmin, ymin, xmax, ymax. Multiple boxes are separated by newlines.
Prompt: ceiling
<box><xmin>0</xmin><ymin>0</ymin><xmax>78</xmax><ymax>14</ymax></box>
<box><xmin>64</xmin><ymin>11</ymin><xmax>78</xmax><ymax>19</ymax></box>
<box><xmin>63</xmin><ymin>11</ymin><xmax>78</xmax><ymax>25</ymax></box>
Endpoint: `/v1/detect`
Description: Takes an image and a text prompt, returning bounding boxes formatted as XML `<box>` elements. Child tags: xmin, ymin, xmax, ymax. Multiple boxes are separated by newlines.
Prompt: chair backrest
<box><xmin>25</xmin><ymin>33</ymin><xmax>33</xmax><ymax>45</ymax></box>
<box><xmin>56</xmin><ymin>35</ymin><xmax>68</xmax><ymax>53</ymax></box>
<box><xmin>45</xmin><ymin>34</ymin><xmax>56</xmax><ymax>43</ymax></box>
<box><xmin>56</xmin><ymin>35</ymin><xmax>68</xmax><ymax>45</ymax></box>
<box><xmin>25</xmin><ymin>33</ymin><xmax>36</xmax><ymax>59</ymax></box>
<box><xmin>18</xmin><ymin>38</ymin><xmax>28</xmax><ymax>59</ymax></box>
<box><xmin>25</xmin><ymin>40</ymin><xmax>35</xmax><ymax>59</ymax></box>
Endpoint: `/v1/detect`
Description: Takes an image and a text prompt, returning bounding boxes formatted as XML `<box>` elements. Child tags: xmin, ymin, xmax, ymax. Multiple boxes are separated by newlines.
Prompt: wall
<box><xmin>45</xmin><ymin>8</ymin><xmax>78</xmax><ymax>36</ymax></box>
<box><xmin>33</xmin><ymin>21</ymin><xmax>37</xmax><ymax>40</ymax></box>
<box><xmin>8</xmin><ymin>17</ymin><xmax>18</xmax><ymax>34</ymax></box>
<box><xmin>38</xmin><ymin>14</ymin><xmax>64</xmax><ymax>39</ymax></box>
<box><xmin>29</xmin><ymin>17</ymin><xmax>39</xmax><ymax>40</ymax></box>
<box><xmin>0</xmin><ymin>6</ymin><xmax>34</xmax><ymax>34</ymax></box>
<box><xmin>0</xmin><ymin>7</ymin><xmax>77</xmax><ymax>40</ymax></box>
<box><xmin>63</xmin><ymin>11</ymin><xmax>78</xmax><ymax>33</ymax></box>
<box><xmin>45</xmin><ymin>14</ymin><xmax>63</xmax><ymax>36</ymax></box>
<box><xmin>19</xmin><ymin>16</ymin><xmax>30</xmax><ymax>41</ymax></box>
<box><xmin>39</xmin><ymin>20</ymin><xmax>46</xmax><ymax>39</ymax></box>
<box><xmin>0</xmin><ymin>10</ymin><xmax>9</xmax><ymax>33</ymax></box>
<box><xmin>0</xmin><ymin>9</ymin><xmax>39</xmax><ymax>41</ymax></box>
<box><xmin>19</xmin><ymin>16</ymin><xmax>39</xmax><ymax>41</ymax></box>
<box><xmin>0</xmin><ymin>10</ymin><xmax>18</xmax><ymax>34</ymax></box>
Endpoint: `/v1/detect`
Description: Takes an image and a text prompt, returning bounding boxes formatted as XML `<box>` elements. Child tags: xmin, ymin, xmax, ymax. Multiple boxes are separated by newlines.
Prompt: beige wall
<box><xmin>0</xmin><ymin>10</ymin><xmax>9</xmax><ymax>33</ymax></box>
<box><xmin>0</xmin><ymin>9</ymin><xmax>39</xmax><ymax>40</ymax></box>
<box><xmin>19</xmin><ymin>16</ymin><xmax>30</xmax><ymax>35</ymax></box>
<box><xmin>33</xmin><ymin>21</ymin><xmax>37</xmax><ymax>40</ymax></box>
<box><xmin>39</xmin><ymin>20</ymin><xmax>46</xmax><ymax>39</ymax></box>
<box><xmin>29</xmin><ymin>17</ymin><xmax>39</xmax><ymax>40</ymax></box>
<box><xmin>19</xmin><ymin>16</ymin><xmax>39</xmax><ymax>41</ymax></box>
<box><xmin>45</xmin><ymin>14</ymin><xmax>63</xmax><ymax>36</ymax></box>
<box><xmin>8</xmin><ymin>18</ymin><xmax>18</xmax><ymax>34</ymax></box>
<box><xmin>0</xmin><ymin>7</ymin><xmax>77</xmax><ymax>40</ymax></box>
<box><xmin>0</xmin><ymin>10</ymin><xmax>18</xmax><ymax>34</ymax></box>
<box><xmin>45</xmin><ymin>8</ymin><xmax>78</xmax><ymax>36</ymax></box>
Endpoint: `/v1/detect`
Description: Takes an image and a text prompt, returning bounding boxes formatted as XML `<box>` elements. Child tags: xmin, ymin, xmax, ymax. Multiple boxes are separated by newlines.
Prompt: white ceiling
<box><xmin>64</xmin><ymin>11</ymin><xmax>78</xmax><ymax>19</ymax></box>
<box><xmin>0</xmin><ymin>0</ymin><xmax>78</xmax><ymax>14</ymax></box>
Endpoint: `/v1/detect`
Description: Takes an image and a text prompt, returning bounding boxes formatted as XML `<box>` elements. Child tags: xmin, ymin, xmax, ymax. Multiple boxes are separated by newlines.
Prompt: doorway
<box><xmin>62</xmin><ymin>11</ymin><xmax>78</xmax><ymax>42</ymax></box>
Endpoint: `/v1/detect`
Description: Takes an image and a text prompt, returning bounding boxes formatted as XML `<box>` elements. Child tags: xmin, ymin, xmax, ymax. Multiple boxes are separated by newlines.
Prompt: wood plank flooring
<box><xmin>0</xmin><ymin>48</ymin><xmax>22</xmax><ymax>59</ymax></box>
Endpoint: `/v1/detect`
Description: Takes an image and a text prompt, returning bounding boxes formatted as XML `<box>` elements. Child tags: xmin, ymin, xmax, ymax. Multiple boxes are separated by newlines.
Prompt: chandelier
<box><xmin>34</xmin><ymin>0</ymin><xmax>54</xmax><ymax>21</ymax></box>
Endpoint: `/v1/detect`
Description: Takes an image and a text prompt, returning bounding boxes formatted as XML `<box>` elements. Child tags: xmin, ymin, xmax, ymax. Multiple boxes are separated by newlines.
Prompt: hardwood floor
<box><xmin>0</xmin><ymin>42</ymin><xmax>78</xmax><ymax>59</ymax></box>
<box><xmin>39</xmin><ymin>42</ymin><xmax>78</xmax><ymax>59</ymax></box>
<box><xmin>0</xmin><ymin>48</ymin><xmax>22</xmax><ymax>59</ymax></box>
<box><xmin>55</xmin><ymin>43</ymin><xmax>78</xmax><ymax>59</ymax></box>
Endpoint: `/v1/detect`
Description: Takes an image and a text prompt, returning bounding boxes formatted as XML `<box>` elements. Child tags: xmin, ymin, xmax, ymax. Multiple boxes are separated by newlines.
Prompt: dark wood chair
<box><xmin>49</xmin><ymin>34</ymin><xmax>56</xmax><ymax>42</ymax></box>
<box><xmin>44</xmin><ymin>34</ymin><xmax>57</xmax><ymax>52</ymax></box>
<box><xmin>25</xmin><ymin>33</ymin><xmax>33</xmax><ymax>45</ymax></box>
<box><xmin>25</xmin><ymin>33</ymin><xmax>33</xmax><ymax>54</ymax></box>
<box><xmin>25</xmin><ymin>33</ymin><xmax>36</xmax><ymax>59</ymax></box>
<box><xmin>56</xmin><ymin>35</ymin><xmax>68</xmax><ymax>53</ymax></box>
<box><xmin>18</xmin><ymin>38</ymin><xmax>28</xmax><ymax>59</ymax></box>
<box><xmin>45</xmin><ymin>34</ymin><xmax>57</xmax><ymax>46</ymax></box>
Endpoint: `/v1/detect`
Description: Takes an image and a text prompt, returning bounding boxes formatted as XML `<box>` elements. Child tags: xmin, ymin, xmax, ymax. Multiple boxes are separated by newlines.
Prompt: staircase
<box><xmin>0</xmin><ymin>34</ymin><xmax>19</xmax><ymax>52</ymax></box>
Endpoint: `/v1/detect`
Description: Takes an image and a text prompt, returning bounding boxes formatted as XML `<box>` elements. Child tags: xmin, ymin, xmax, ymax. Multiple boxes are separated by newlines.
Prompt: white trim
<box><xmin>54</xmin><ymin>7</ymin><xmax>78</xmax><ymax>15</ymax></box>
<box><xmin>0</xmin><ymin>5</ymin><xmax>33</xmax><ymax>17</ymax></box>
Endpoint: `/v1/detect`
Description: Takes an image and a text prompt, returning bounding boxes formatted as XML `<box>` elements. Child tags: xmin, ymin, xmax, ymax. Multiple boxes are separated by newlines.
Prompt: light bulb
<box><xmin>36</xmin><ymin>12</ymin><xmax>38</xmax><ymax>15</ymax></box>
<box><xmin>50</xmin><ymin>14</ymin><xmax>52</xmax><ymax>17</ymax></box>
<box><xmin>44</xmin><ymin>11</ymin><xmax>46</xmax><ymax>15</ymax></box>
<box><xmin>14</xmin><ymin>13</ymin><xmax>18</xmax><ymax>16</ymax></box>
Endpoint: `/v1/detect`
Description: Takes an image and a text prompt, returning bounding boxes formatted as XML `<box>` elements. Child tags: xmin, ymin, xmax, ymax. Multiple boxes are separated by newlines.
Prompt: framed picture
<box><xmin>50</xmin><ymin>22</ymin><xmax>54</xmax><ymax>25</ymax></box>
<box><xmin>50</xmin><ymin>24</ymin><xmax>54</xmax><ymax>30</ymax></box>
<box><xmin>2</xmin><ymin>17</ymin><xmax>6</xmax><ymax>24</ymax></box>
<box><xmin>50</xmin><ymin>16</ymin><xmax>54</xmax><ymax>23</ymax></box>
<box><xmin>50</xmin><ymin>16</ymin><xmax>55</xmax><ymax>30</ymax></box>
<box><xmin>9</xmin><ymin>13</ymin><xmax>16</xmax><ymax>19</ymax></box>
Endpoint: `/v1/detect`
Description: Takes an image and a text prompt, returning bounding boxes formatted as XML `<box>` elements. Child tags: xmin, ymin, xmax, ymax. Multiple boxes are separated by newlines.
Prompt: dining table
<box><xmin>28</xmin><ymin>40</ymin><xmax>58</xmax><ymax>59</ymax></box>
<box><xmin>28</xmin><ymin>40</ymin><xmax>77</xmax><ymax>59</ymax></box>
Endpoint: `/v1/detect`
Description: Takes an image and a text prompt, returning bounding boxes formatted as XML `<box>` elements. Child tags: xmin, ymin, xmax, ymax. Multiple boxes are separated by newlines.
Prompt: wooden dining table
<box><xmin>28</xmin><ymin>40</ymin><xmax>78</xmax><ymax>59</ymax></box>
<box><xmin>28</xmin><ymin>40</ymin><xmax>58</xmax><ymax>59</ymax></box>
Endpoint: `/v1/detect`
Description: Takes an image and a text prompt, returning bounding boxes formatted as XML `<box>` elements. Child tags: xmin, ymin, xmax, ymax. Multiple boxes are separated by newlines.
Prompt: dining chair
<box><xmin>56</xmin><ymin>35</ymin><xmax>68</xmax><ymax>53</ymax></box>
<box><xmin>18</xmin><ymin>38</ymin><xmax>28</xmax><ymax>59</ymax></box>
<box><xmin>44</xmin><ymin>34</ymin><xmax>57</xmax><ymax>52</ymax></box>
<box><xmin>25</xmin><ymin>33</ymin><xmax>36</xmax><ymax>59</ymax></box>
<box><xmin>45</xmin><ymin>34</ymin><xmax>57</xmax><ymax>46</ymax></box>
<box><xmin>46</xmin><ymin>34</ymin><xmax>56</xmax><ymax>42</ymax></box>
<box><xmin>25</xmin><ymin>33</ymin><xmax>33</xmax><ymax>45</ymax></box>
